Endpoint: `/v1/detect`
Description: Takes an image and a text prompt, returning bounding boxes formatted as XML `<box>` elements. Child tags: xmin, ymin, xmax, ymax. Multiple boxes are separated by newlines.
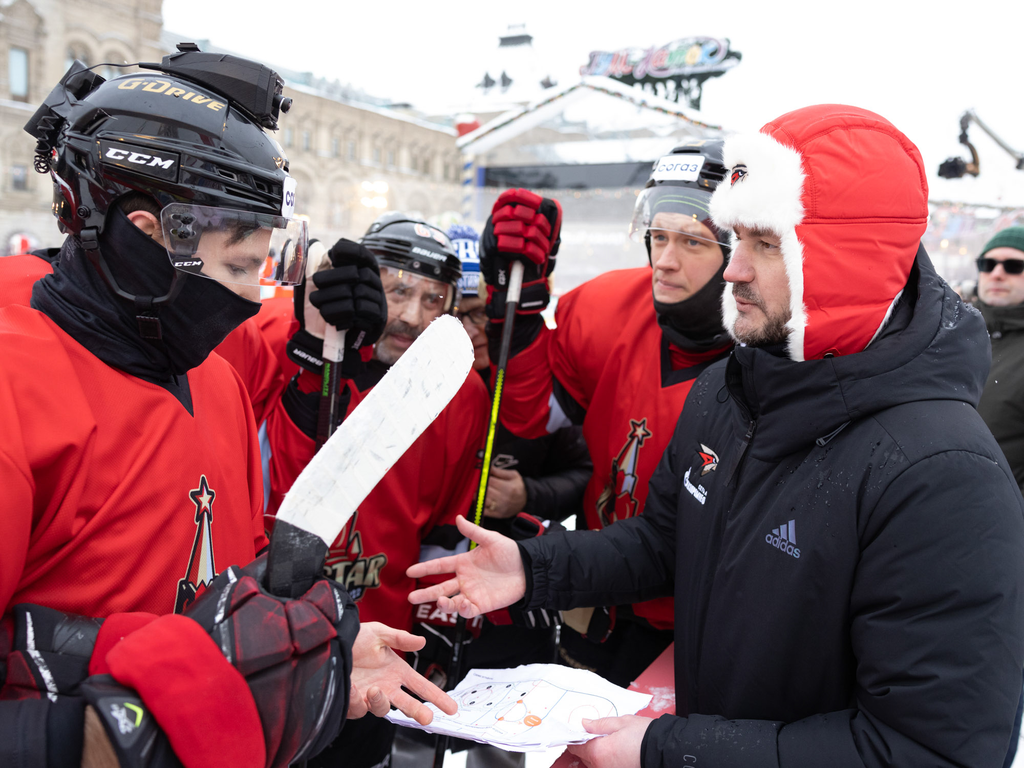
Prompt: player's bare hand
<box><xmin>406</xmin><ymin>515</ymin><xmax>526</xmax><ymax>618</ymax></box>
<box><xmin>484</xmin><ymin>467</ymin><xmax>527</xmax><ymax>519</ymax></box>
<box><xmin>349</xmin><ymin>621</ymin><xmax>457</xmax><ymax>725</ymax></box>
<box><xmin>566</xmin><ymin>715</ymin><xmax>652</xmax><ymax>768</ymax></box>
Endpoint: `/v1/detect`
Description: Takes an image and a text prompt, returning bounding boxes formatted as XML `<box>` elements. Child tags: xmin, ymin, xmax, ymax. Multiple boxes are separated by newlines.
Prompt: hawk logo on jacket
<box><xmin>597</xmin><ymin>418</ymin><xmax>652</xmax><ymax>527</ymax></box>
<box><xmin>174</xmin><ymin>475</ymin><xmax>218</xmax><ymax>613</ymax></box>
<box><xmin>323</xmin><ymin>510</ymin><xmax>388</xmax><ymax>600</ymax></box>
<box><xmin>730</xmin><ymin>164</ymin><xmax>748</xmax><ymax>186</ymax></box>
<box><xmin>697</xmin><ymin>444</ymin><xmax>719</xmax><ymax>475</ymax></box>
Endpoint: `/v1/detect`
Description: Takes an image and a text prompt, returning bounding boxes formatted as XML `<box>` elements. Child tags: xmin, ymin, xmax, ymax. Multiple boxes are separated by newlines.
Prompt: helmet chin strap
<box><xmin>80</xmin><ymin>225</ymin><xmax>186</xmax><ymax>340</ymax></box>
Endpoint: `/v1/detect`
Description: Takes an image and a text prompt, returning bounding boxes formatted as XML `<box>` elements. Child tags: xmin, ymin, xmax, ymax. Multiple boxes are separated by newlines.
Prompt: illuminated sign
<box><xmin>580</xmin><ymin>37</ymin><xmax>741</xmax><ymax>109</ymax></box>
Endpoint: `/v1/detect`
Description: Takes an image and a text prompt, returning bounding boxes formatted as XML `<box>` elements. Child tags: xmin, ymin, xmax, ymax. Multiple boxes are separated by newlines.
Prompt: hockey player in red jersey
<box><xmin>0</xmin><ymin>51</ymin><xmax>454</xmax><ymax>767</ymax></box>
<box><xmin>264</xmin><ymin>213</ymin><xmax>489</xmax><ymax>767</ymax></box>
<box><xmin>476</xmin><ymin>142</ymin><xmax>734</xmax><ymax>686</ymax></box>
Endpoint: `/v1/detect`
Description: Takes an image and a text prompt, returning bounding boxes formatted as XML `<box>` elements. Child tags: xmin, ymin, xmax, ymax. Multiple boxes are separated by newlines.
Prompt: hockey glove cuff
<box><xmin>485</xmin><ymin>311</ymin><xmax>544</xmax><ymax>363</ymax></box>
<box><xmin>87</xmin><ymin>612</ymin><xmax>264</xmax><ymax>768</ymax></box>
<box><xmin>80</xmin><ymin>675</ymin><xmax>183</xmax><ymax>768</ymax></box>
<box><xmin>283</xmin><ymin>371</ymin><xmax>353</xmax><ymax>441</ymax></box>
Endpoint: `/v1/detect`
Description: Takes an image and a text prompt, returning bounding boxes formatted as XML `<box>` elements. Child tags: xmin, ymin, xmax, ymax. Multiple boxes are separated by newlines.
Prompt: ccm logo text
<box><xmin>104</xmin><ymin>147</ymin><xmax>174</xmax><ymax>170</ymax></box>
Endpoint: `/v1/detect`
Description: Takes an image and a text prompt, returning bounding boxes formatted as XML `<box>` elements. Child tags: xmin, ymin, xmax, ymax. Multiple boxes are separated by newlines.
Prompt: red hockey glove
<box><xmin>480</xmin><ymin>189</ymin><xmax>562</xmax><ymax>320</ymax></box>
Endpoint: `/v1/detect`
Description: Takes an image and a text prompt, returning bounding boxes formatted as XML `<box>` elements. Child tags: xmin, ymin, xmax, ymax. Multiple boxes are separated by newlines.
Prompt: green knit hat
<box><xmin>980</xmin><ymin>226</ymin><xmax>1024</xmax><ymax>259</ymax></box>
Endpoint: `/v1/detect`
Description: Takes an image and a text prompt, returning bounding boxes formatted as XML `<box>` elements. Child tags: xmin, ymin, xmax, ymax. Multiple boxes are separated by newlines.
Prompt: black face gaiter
<box><xmin>652</xmin><ymin>259</ymin><xmax>730</xmax><ymax>351</ymax></box>
<box><xmin>32</xmin><ymin>207</ymin><xmax>261</xmax><ymax>382</ymax></box>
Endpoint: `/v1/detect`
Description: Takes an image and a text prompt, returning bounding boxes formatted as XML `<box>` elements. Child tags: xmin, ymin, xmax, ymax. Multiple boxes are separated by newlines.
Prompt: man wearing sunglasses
<box><xmin>977</xmin><ymin>226</ymin><xmax>1024</xmax><ymax>492</ymax></box>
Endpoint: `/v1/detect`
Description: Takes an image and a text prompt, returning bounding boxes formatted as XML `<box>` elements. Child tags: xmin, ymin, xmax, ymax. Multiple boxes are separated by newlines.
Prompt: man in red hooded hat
<box><xmin>407</xmin><ymin>104</ymin><xmax>1024</xmax><ymax>768</ymax></box>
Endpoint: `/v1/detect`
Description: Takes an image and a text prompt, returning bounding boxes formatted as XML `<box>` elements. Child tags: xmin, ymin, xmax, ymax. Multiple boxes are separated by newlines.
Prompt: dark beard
<box><xmin>373</xmin><ymin>319</ymin><xmax>421</xmax><ymax>365</ymax></box>
<box><xmin>732</xmin><ymin>284</ymin><xmax>791</xmax><ymax>347</ymax></box>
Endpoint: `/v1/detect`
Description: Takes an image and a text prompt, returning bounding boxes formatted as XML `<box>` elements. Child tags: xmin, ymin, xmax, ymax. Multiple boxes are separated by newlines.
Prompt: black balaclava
<box><xmin>652</xmin><ymin>258</ymin><xmax>730</xmax><ymax>352</ymax></box>
<box><xmin>32</xmin><ymin>206</ymin><xmax>260</xmax><ymax>386</ymax></box>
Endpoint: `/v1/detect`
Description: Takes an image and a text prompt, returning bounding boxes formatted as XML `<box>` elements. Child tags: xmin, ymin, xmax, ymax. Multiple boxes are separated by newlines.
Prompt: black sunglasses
<box><xmin>977</xmin><ymin>257</ymin><xmax>1024</xmax><ymax>275</ymax></box>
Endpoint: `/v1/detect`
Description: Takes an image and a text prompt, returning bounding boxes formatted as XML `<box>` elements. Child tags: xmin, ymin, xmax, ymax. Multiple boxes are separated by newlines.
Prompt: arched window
<box><xmin>65</xmin><ymin>45</ymin><xmax>90</xmax><ymax>72</ymax></box>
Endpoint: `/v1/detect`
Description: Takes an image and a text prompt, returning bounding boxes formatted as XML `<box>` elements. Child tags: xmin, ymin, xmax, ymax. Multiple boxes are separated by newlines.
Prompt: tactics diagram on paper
<box><xmin>387</xmin><ymin>663</ymin><xmax>652</xmax><ymax>752</ymax></box>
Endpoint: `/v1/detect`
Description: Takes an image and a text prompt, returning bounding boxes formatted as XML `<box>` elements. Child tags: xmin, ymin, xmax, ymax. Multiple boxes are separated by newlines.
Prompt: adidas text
<box><xmin>766</xmin><ymin>520</ymin><xmax>801</xmax><ymax>559</ymax></box>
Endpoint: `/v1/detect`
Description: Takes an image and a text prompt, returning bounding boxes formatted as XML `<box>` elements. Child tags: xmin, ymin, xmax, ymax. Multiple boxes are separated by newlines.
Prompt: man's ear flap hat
<box><xmin>711</xmin><ymin>104</ymin><xmax>929</xmax><ymax>361</ymax></box>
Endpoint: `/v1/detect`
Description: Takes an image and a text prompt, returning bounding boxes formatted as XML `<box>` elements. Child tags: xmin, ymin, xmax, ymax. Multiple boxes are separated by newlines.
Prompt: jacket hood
<box><xmin>726</xmin><ymin>245</ymin><xmax>990</xmax><ymax>459</ymax></box>
<box><xmin>710</xmin><ymin>105</ymin><xmax>929</xmax><ymax>362</ymax></box>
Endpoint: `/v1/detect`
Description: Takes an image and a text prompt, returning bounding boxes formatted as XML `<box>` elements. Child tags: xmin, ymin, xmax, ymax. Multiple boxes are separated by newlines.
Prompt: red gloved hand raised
<box><xmin>480</xmin><ymin>188</ymin><xmax>563</xmax><ymax>319</ymax></box>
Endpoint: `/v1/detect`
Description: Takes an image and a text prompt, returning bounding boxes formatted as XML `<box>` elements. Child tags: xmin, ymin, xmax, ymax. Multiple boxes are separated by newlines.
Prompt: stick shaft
<box><xmin>471</xmin><ymin>260</ymin><xmax>525</xmax><ymax>534</ymax></box>
<box><xmin>316</xmin><ymin>327</ymin><xmax>345</xmax><ymax>450</ymax></box>
<box><xmin>438</xmin><ymin>261</ymin><xmax>526</xmax><ymax>766</ymax></box>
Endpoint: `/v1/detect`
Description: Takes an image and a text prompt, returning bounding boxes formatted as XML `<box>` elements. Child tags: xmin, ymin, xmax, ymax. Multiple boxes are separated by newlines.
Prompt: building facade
<box><xmin>0</xmin><ymin>0</ymin><xmax>462</xmax><ymax>253</ymax></box>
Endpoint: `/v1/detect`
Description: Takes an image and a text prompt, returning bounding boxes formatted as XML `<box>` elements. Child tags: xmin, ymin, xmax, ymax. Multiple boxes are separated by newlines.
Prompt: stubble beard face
<box><xmin>731</xmin><ymin>284</ymin><xmax>792</xmax><ymax>347</ymax></box>
<box><xmin>373</xmin><ymin>319</ymin><xmax>422</xmax><ymax>366</ymax></box>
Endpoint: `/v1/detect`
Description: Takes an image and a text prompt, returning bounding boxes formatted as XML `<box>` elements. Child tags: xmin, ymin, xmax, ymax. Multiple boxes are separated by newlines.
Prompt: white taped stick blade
<box><xmin>276</xmin><ymin>314</ymin><xmax>474</xmax><ymax>547</ymax></box>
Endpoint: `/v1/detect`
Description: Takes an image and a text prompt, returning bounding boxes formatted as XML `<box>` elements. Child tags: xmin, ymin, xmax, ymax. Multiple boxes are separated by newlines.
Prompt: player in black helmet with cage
<box><xmin>0</xmin><ymin>45</ymin><xmax>454</xmax><ymax>768</ymax></box>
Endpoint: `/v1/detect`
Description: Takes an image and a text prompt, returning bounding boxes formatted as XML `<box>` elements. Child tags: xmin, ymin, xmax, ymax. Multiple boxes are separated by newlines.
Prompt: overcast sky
<box><xmin>162</xmin><ymin>0</ymin><xmax>1024</xmax><ymax>205</ymax></box>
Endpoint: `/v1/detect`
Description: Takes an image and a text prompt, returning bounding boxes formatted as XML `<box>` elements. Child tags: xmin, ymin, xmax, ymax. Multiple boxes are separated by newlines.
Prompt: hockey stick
<box><xmin>306</xmin><ymin>240</ymin><xmax>346</xmax><ymax>450</ymax></box>
<box><xmin>265</xmin><ymin>314</ymin><xmax>474</xmax><ymax>599</ymax></box>
<box><xmin>315</xmin><ymin>325</ymin><xmax>345</xmax><ymax>449</ymax></box>
<box><xmin>433</xmin><ymin>259</ymin><xmax>525</xmax><ymax>768</ymax></box>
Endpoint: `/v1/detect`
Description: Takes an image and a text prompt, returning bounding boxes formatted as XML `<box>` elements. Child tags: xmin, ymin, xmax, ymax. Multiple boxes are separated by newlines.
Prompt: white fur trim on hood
<box><xmin>710</xmin><ymin>131</ymin><xmax>809</xmax><ymax>361</ymax></box>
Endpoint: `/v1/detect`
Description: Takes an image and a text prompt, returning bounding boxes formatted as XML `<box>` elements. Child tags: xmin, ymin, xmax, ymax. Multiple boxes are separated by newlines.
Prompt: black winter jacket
<box><xmin>521</xmin><ymin>248</ymin><xmax>1024</xmax><ymax>767</ymax></box>
<box><xmin>977</xmin><ymin>300</ymin><xmax>1024</xmax><ymax>491</ymax></box>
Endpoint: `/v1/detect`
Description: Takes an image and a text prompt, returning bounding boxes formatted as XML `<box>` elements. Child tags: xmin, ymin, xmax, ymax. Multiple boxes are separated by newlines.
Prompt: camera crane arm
<box><xmin>939</xmin><ymin>109</ymin><xmax>1024</xmax><ymax>178</ymax></box>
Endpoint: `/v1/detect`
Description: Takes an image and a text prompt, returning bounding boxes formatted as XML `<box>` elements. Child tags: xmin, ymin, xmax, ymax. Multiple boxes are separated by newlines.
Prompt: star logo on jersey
<box><xmin>597</xmin><ymin>418</ymin><xmax>653</xmax><ymax>527</ymax></box>
<box><xmin>174</xmin><ymin>475</ymin><xmax>218</xmax><ymax>613</ymax></box>
<box><xmin>323</xmin><ymin>510</ymin><xmax>388</xmax><ymax>601</ymax></box>
<box><xmin>697</xmin><ymin>444</ymin><xmax>720</xmax><ymax>475</ymax></box>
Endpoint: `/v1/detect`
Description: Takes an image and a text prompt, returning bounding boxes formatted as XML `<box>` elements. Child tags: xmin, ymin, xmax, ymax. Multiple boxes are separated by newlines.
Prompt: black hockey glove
<box><xmin>0</xmin><ymin>604</ymin><xmax>182</xmax><ymax>767</ymax></box>
<box><xmin>184</xmin><ymin>554</ymin><xmax>360</xmax><ymax>767</ymax></box>
<box><xmin>480</xmin><ymin>188</ymin><xmax>562</xmax><ymax>321</ymax></box>
<box><xmin>288</xmin><ymin>238</ymin><xmax>387</xmax><ymax>379</ymax></box>
<box><xmin>20</xmin><ymin>555</ymin><xmax>359</xmax><ymax>768</ymax></box>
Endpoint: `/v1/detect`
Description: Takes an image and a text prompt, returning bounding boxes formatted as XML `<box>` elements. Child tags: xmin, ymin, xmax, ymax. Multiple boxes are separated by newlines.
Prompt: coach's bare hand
<box><xmin>407</xmin><ymin>515</ymin><xmax>526</xmax><ymax>618</ymax></box>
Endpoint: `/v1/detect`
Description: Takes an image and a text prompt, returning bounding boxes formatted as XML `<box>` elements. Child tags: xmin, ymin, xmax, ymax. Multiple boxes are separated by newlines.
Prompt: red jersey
<box><xmin>265</xmin><ymin>350</ymin><xmax>488</xmax><ymax>632</ymax></box>
<box><xmin>0</xmin><ymin>253</ymin><xmax>53</xmax><ymax>308</ymax></box>
<box><xmin>499</xmin><ymin>267</ymin><xmax>730</xmax><ymax>630</ymax></box>
<box><xmin>0</xmin><ymin>252</ymin><xmax>285</xmax><ymax>426</ymax></box>
<box><xmin>0</xmin><ymin>306</ymin><xmax>266</xmax><ymax>619</ymax></box>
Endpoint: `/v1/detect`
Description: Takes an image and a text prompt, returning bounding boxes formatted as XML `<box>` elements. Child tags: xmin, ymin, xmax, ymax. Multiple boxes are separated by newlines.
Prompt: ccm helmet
<box><xmin>24</xmin><ymin>44</ymin><xmax>306</xmax><ymax>302</ymax></box>
<box><xmin>629</xmin><ymin>139</ymin><xmax>729</xmax><ymax>259</ymax></box>
<box><xmin>361</xmin><ymin>213</ymin><xmax>462</xmax><ymax>313</ymax></box>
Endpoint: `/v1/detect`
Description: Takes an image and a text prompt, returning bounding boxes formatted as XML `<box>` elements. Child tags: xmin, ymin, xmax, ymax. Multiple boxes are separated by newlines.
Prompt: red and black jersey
<box><xmin>265</xmin><ymin>349</ymin><xmax>489</xmax><ymax>633</ymax></box>
<box><xmin>215</xmin><ymin>311</ymin><xmax>291</xmax><ymax>427</ymax></box>
<box><xmin>498</xmin><ymin>267</ymin><xmax>730</xmax><ymax>630</ymax></box>
<box><xmin>0</xmin><ymin>306</ymin><xmax>266</xmax><ymax>619</ymax></box>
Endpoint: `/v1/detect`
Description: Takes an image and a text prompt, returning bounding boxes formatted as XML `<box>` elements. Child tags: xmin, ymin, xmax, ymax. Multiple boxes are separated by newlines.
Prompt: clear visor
<box><xmin>381</xmin><ymin>265</ymin><xmax>457</xmax><ymax>318</ymax></box>
<box><xmin>161</xmin><ymin>203</ymin><xmax>308</xmax><ymax>289</ymax></box>
<box><xmin>628</xmin><ymin>186</ymin><xmax>728</xmax><ymax>248</ymax></box>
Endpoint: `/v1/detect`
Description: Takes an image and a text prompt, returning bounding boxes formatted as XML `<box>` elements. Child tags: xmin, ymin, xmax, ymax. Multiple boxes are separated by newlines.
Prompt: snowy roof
<box><xmin>457</xmin><ymin>76</ymin><xmax>725</xmax><ymax>158</ymax></box>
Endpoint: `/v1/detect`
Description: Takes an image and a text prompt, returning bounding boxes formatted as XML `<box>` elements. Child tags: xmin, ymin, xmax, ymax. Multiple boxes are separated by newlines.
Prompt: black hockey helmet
<box><xmin>629</xmin><ymin>139</ymin><xmax>730</xmax><ymax>255</ymax></box>
<box><xmin>361</xmin><ymin>213</ymin><xmax>462</xmax><ymax>313</ymax></box>
<box><xmin>24</xmin><ymin>44</ymin><xmax>306</xmax><ymax>297</ymax></box>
